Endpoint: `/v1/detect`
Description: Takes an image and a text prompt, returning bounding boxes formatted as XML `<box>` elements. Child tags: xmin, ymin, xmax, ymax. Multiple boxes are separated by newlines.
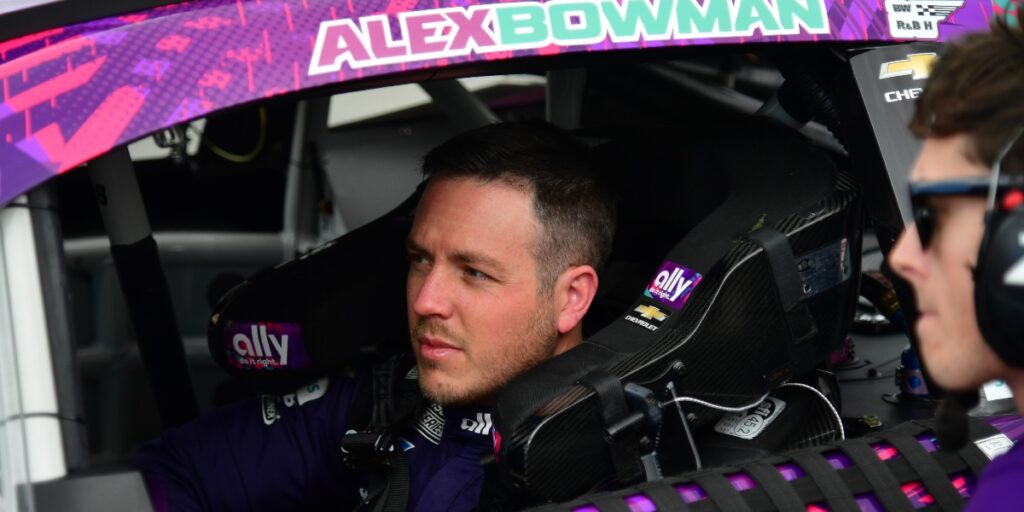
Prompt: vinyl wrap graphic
<box><xmin>0</xmin><ymin>0</ymin><xmax>997</xmax><ymax>204</ymax></box>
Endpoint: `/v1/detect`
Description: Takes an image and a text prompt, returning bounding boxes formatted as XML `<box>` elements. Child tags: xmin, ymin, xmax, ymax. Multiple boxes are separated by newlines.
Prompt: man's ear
<box><xmin>555</xmin><ymin>265</ymin><xmax>599</xmax><ymax>335</ymax></box>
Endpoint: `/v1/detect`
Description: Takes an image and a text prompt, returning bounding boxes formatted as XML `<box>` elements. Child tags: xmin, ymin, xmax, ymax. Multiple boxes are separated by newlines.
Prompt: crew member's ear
<box><xmin>554</xmin><ymin>265</ymin><xmax>599</xmax><ymax>335</ymax></box>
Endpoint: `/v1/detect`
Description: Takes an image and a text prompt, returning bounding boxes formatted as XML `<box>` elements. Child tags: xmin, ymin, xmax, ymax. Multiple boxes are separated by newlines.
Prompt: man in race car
<box><xmin>888</xmin><ymin>12</ymin><xmax>1024</xmax><ymax>509</ymax></box>
<box><xmin>129</xmin><ymin>121</ymin><xmax>616</xmax><ymax>511</ymax></box>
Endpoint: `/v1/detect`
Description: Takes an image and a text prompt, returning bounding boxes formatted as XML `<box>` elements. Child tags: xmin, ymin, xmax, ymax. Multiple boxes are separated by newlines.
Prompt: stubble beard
<box><xmin>410</xmin><ymin>306</ymin><xmax>558</xmax><ymax>406</ymax></box>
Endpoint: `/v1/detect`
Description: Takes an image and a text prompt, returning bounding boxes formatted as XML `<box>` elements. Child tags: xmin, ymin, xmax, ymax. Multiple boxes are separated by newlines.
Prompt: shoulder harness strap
<box><xmin>342</xmin><ymin>355</ymin><xmax>424</xmax><ymax>512</ymax></box>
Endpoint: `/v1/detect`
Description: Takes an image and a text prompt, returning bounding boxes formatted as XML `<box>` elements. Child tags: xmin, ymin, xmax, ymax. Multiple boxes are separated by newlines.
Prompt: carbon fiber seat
<box><xmin>492</xmin><ymin>118</ymin><xmax>864</xmax><ymax>501</ymax></box>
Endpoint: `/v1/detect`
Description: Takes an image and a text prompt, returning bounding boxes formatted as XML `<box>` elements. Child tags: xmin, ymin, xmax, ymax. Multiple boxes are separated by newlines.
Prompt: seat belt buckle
<box><xmin>341</xmin><ymin>428</ymin><xmax>395</xmax><ymax>469</ymax></box>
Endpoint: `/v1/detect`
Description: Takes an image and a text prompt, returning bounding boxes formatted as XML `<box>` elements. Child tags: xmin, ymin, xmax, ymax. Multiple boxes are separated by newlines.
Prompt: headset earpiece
<box><xmin>974</xmin><ymin>196</ymin><xmax>1024</xmax><ymax>368</ymax></box>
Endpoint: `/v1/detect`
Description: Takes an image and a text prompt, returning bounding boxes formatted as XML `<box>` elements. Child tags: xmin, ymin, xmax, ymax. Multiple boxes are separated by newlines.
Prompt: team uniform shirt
<box><xmin>129</xmin><ymin>374</ymin><xmax>495</xmax><ymax>512</ymax></box>
<box><xmin>965</xmin><ymin>440</ymin><xmax>1024</xmax><ymax>510</ymax></box>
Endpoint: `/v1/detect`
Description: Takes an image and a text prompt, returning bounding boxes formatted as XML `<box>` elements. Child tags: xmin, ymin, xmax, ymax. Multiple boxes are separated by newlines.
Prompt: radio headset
<box><xmin>974</xmin><ymin>126</ymin><xmax>1024</xmax><ymax>368</ymax></box>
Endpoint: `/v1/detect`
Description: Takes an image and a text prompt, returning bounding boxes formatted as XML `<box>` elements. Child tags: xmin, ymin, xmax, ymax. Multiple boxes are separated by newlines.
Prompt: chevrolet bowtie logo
<box><xmin>634</xmin><ymin>305</ymin><xmax>667</xmax><ymax>321</ymax></box>
<box><xmin>879</xmin><ymin>53</ymin><xmax>937</xmax><ymax>81</ymax></box>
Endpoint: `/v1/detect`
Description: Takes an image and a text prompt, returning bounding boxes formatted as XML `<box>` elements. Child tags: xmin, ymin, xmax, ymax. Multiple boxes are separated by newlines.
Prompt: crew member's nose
<box><xmin>410</xmin><ymin>268</ymin><xmax>454</xmax><ymax>319</ymax></box>
<box><xmin>889</xmin><ymin>224</ymin><xmax>928</xmax><ymax>285</ymax></box>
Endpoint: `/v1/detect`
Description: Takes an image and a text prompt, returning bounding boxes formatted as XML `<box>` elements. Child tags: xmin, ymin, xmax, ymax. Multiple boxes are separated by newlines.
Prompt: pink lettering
<box><xmin>312</xmin><ymin>20</ymin><xmax>371</xmax><ymax>73</ymax></box>
<box><xmin>405</xmin><ymin>13</ymin><xmax>448</xmax><ymax>54</ymax></box>
<box><xmin>365</xmin><ymin>16</ymin><xmax>407</xmax><ymax>59</ymax></box>
<box><xmin>446</xmin><ymin>9</ymin><xmax>496</xmax><ymax>51</ymax></box>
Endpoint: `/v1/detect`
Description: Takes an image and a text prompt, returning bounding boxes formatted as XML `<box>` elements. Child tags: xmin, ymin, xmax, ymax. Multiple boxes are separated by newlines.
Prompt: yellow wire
<box><xmin>202</xmin><ymin>107</ymin><xmax>267</xmax><ymax>164</ymax></box>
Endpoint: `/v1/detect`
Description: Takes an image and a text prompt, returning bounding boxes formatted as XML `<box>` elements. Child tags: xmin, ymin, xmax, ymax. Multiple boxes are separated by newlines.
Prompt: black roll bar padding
<box><xmin>89</xmin><ymin>148</ymin><xmax>199</xmax><ymax>429</ymax></box>
<box><xmin>108</xmin><ymin>238</ymin><xmax>200</xmax><ymax>427</ymax></box>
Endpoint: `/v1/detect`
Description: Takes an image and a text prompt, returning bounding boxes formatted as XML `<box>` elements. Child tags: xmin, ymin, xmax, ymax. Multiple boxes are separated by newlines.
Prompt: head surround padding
<box><xmin>207</xmin><ymin>189</ymin><xmax>420</xmax><ymax>394</ymax></box>
<box><xmin>496</xmin><ymin>125</ymin><xmax>840</xmax><ymax>415</ymax></box>
<box><xmin>494</xmin><ymin>119</ymin><xmax>863</xmax><ymax>501</ymax></box>
<box><xmin>974</xmin><ymin>200</ymin><xmax>1024</xmax><ymax>368</ymax></box>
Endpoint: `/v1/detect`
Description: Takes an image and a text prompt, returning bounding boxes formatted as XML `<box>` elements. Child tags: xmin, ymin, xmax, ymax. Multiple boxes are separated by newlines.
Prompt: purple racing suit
<box><xmin>966</xmin><ymin>440</ymin><xmax>1024</xmax><ymax>511</ymax></box>
<box><xmin>129</xmin><ymin>373</ymin><xmax>495</xmax><ymax>511</ymax></box>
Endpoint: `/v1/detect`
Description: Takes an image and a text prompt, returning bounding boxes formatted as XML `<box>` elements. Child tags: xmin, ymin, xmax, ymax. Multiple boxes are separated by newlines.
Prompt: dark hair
<box><xmin>422</xmin><ymin>122</ymin><xmax>616</xmax><ymax>289</ymax></box>
<box><xmin>910</xmin><ymin>10</ymin><xmax>1024</xmax><ymax>173</ymax></box>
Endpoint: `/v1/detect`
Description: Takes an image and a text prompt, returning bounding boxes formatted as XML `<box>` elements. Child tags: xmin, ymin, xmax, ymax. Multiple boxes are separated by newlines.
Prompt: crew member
<box><xmin>888</xmin><ymin>10</ymin><xmax>1024</xmax><ymax>509</ymax></box>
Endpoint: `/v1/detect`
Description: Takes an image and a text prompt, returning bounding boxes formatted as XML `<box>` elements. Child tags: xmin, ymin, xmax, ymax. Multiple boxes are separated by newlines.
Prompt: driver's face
<box><xmin>406</xmin><ymin>178</ymin><xmax>559</xmax><ymax>405</ymax></box>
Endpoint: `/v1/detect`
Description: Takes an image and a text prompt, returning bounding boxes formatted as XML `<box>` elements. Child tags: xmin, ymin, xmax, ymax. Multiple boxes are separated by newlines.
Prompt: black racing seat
<box><xmin>492</xmin><ymin>118</ymin><xmax>863</xmax><ymax>501</ymax></box>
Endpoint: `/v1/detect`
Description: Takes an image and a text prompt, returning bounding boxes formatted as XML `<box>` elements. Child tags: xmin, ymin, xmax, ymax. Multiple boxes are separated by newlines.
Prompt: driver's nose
<box><xmin>410</xmin><ymin>267</ymin><xmax>455</xmax><ymax>320</ymax></box>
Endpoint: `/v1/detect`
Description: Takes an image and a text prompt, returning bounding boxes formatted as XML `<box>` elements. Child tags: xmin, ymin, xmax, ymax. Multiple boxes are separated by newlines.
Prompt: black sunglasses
<box><xmin>909</xmin><ymin>177</ymin><xmax>1024</xmax><ymax>247</ymax></box>
<box><xmin>908</xmin><ymin>128</ymin><xmax>1024</xmax><ymax>248</ymax></box>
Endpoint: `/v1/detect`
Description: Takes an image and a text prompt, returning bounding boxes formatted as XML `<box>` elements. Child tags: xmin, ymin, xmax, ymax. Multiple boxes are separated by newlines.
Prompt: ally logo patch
<box><xmin>644</xmin><ymin>261</ymin><xmax>702</xmax><ymax>310</ymax></box>
<box><xmin>224</xmin><ymin>321</ymin><xmax>311</xmax><ymax>370</ymax></box>
<box><xmin>460</xmin><ymin>413</ymin><xmax>494</xmax><ymax>435</ymax></box>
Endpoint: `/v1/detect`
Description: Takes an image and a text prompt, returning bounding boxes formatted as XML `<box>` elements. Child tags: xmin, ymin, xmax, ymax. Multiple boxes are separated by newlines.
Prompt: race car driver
<box><xmin>128</xmin><ymin>121</ymin><xmax>616</xmax><ymax>511</ymax></box>
<box><xmin>887</xmin><ymin>10</ymin><xmax>1024</xmax><ymax>510</ymax></box>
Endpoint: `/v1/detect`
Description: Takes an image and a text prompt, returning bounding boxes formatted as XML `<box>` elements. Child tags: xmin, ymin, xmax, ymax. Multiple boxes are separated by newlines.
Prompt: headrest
<box><xmin>206</xmin><ymin>189</ymin><xmax>419</xmax><ymax>394</ymax></box>
<box><xmin>493</xmin><ymin>119</ymin><xmax>864</xmax><ymax>501</ymax></box>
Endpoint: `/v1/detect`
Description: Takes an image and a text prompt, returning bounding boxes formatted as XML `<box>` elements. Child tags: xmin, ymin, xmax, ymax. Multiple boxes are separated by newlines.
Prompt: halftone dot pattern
<box><xmin>0</xmin><ymin>0</ymin><xmax>996</xmax><ymax>204</ymax></box>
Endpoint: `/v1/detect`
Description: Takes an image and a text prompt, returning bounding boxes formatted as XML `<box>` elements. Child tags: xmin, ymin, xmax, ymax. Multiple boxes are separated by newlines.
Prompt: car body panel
<box><xmin>0</xmin><ymin>0</ymin><xmax>997</xmax><ymax>205</ymax></box>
